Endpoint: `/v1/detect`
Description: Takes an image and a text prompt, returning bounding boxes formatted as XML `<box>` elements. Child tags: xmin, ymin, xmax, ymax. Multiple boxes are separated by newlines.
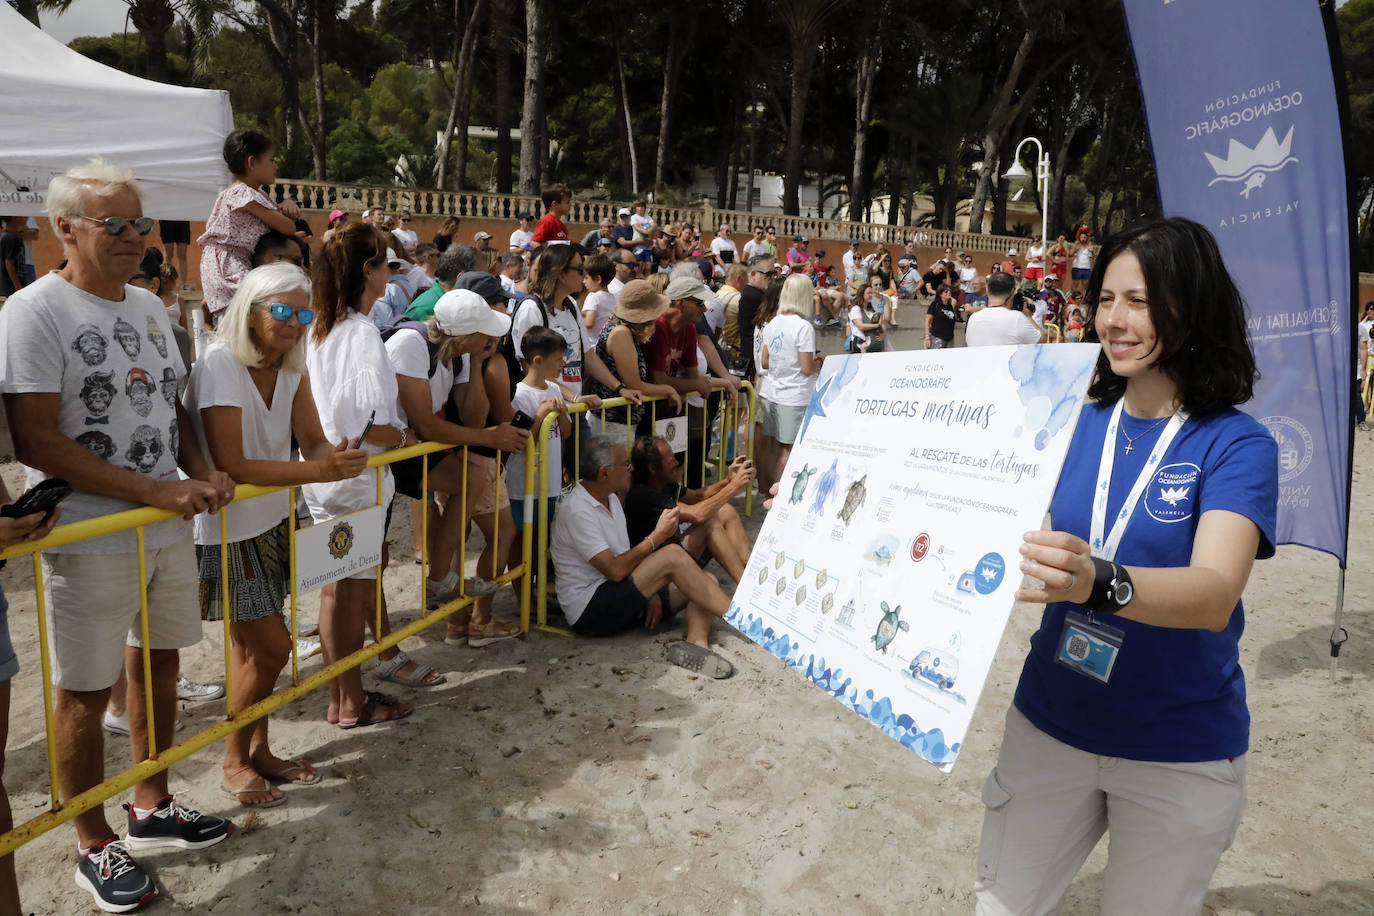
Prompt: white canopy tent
<box><xmin>0</xmin><ymin>3</ymin><xmax>233</xmax><ymax>220</ymax></box>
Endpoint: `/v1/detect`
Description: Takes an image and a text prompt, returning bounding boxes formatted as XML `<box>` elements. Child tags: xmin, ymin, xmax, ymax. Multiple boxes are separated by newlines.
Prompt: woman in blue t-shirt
<box><xmin>974</xmin><ymin>218</ymin><xmax>1278</xmax><ymax>915</ymax></box>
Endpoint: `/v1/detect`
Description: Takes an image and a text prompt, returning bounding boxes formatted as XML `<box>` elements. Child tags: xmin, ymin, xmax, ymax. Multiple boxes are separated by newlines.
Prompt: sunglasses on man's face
<box><xmin>263</xmin><ymin>302</ymin><xmax>314</xmax><ymax>325</ymax></box>
<box><xmin>81</xmin><ymin>215</ymin><xmax>155</xmax><ymax>236</ymax></box>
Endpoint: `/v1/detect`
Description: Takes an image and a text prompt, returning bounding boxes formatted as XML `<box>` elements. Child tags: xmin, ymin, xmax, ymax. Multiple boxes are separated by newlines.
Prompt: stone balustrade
<box><xmin>269</xmin><ymin>179</ymin><xmax>1032</xmax><ymax>254</ymax></box>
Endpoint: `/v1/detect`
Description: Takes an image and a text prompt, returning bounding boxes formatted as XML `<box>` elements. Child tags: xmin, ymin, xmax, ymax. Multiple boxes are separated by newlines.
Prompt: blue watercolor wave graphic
<box><xmin>727</xmin><ymin>607</ymin><xmax>959</xmax><ymax>766</ymax></box>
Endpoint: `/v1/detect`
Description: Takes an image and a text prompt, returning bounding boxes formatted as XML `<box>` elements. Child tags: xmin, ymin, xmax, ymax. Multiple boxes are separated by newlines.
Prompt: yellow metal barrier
<box><xmin>0</xmin><ymin>435</ymin><xmax>533</xmax><ymax>858</ymax></box>
<box><xmin>528</xmin><ymin>383</ymin><xmax>757</xmax><ymax>633</ymax></box>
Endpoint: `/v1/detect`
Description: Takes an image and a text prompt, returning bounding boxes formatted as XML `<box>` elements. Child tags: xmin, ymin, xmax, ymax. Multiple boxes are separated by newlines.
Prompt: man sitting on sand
<box><xmin>550</xmin><ymin>436</ymin><xmax>736</xmax><ymax>678</ymax></box>
<box><xmin>625</xmin><ymin>436</ymin><xmax>754</xmax><ymax>582</ymax></box>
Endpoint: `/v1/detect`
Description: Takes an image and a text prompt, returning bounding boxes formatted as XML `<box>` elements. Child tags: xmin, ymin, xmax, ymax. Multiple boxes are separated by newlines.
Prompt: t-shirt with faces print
<box><xmin>0</xmin><ymin>273</ymin><xmax>188</xmax><ymax>553</ymax></box>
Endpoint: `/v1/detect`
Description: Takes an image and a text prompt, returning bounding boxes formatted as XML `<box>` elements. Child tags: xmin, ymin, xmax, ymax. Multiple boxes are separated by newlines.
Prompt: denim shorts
<box><xmin>0</xmin><ymin>588</ymin><xmax>19</xmax><ymax>683</ymax></box>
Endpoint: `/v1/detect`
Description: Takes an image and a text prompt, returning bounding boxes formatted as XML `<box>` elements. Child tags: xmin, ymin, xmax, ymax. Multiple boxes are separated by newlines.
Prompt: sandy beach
<box><xmin>0</xmin><ymin>325</ymin><xmax>1370</xmax><ymax>914</ymax></box>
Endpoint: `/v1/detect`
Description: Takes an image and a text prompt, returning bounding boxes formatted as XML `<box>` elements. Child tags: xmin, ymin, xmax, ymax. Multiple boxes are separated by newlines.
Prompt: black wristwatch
<box><xmin>614</xmin><ymin>382</ymin><xmax>626</xmax><ymax>394</ymax></box>
<box><xmin>1085</xmin><ymin>557</ymin><xmax>1133</xmax><ymax>615</ymax></box>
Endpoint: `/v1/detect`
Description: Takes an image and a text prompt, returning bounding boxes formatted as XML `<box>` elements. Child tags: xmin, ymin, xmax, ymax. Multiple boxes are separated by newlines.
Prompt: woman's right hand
<box><xmin>322</xmin><ymin>439</ymin><xmax>370</xmax><ymax>481</ymax></box>
<box><xmin>0</xmin><ymin>507</ymin><xmax>61</xmax><ymax>550</ymax></box>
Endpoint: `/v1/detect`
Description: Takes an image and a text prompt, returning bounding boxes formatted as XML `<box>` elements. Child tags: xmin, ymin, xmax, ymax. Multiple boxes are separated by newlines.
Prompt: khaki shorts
<box><xmin>974</xmin><ymin>706</ymin><xmax>1246</xmax><ymax>916</ymax></box>
<box><xmin>464</xmin><ymin>452</ymin><xmax>510</xmax><ymax>518</ymax></box>
<box><xmin>42</xmin><ymin>540</ymin><xmax>204</xmax><ymax>692</ymax></box>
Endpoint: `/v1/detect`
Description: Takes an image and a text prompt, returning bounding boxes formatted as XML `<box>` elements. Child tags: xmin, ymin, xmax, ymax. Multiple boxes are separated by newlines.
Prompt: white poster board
<box><xmin>295</xmin><ymin>504</ymin><xmax>386</xmax><ymax>593</ymax></box>
<box><xmin>726</xmin><ymin>345</ymin><xmax>1099</xmax><ymax>771</ymax></box>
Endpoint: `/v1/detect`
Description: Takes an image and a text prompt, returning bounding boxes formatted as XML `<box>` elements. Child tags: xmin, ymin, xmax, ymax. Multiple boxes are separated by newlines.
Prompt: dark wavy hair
<box><xmin>311</xmin><ymin>223</ymin><xmax>387</xmax><ymax>344</ymax></box>
<box><xmin>1084</xmin><ymin>217</ymin><xmax>1257</xmax><ymax>415</ymax></box>
<box><xmin>223</xmin><ymin>130</ymin><xmax>273</xmax><ymax>177</ymax></box>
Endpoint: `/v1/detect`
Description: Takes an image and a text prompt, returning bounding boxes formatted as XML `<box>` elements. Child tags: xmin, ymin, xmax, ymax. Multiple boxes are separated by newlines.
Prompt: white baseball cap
<box><xmin>433</xmin><ymin>289</ymin><xmax>512</xmax><ymax>337</ymax></box>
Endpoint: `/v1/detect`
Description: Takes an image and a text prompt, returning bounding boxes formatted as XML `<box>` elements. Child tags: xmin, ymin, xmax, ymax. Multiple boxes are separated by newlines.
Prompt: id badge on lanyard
<box><xmin>1055</xmin><ymin>401</ymin><xmax>1188</xmax><ymax>684</ymax></box>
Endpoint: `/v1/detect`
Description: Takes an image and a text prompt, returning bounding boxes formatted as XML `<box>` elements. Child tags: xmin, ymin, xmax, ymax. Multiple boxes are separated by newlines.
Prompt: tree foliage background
<box><xmin>29</xmin><ymin>0</ymin><xmax>1374</xmax><ymax>257</ymax></box>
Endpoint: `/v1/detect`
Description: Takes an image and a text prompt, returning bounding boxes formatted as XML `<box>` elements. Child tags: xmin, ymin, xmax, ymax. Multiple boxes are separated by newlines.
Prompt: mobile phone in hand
<box><xmin>510</xmin><ymin>410</ymin><xmax>536</xmax><ymax>431</ymax></box>
<box><xmin>352</xmin><ymin>410</ymin><xmax>376</xmax><ymax>449</ymax></box>
<box><xmin>1</xmin><ymin>478</ymin><xmax>72</xmax><ymax>518</ymax></box>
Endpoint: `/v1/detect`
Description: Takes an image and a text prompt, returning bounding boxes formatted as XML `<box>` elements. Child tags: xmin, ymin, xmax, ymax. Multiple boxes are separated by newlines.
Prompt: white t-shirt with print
<box><xmin>185</xmin><ymin>342</ymin><xmax>301</xmax><ymax>545</ymax></box>
<box><xmin>581</xmin><ymin>289</ymin><xmax>616</xmax><ymax>340</ymax></box>
<box><xmin>385</xmin><ymin>328</ymin><xmax>456</xmax><ymax>427</ymax></box>
<box><xmin>849</xmin><ymin>305</ymin><xmax>877</xmax><ymax>344</ymax></box>
<box><xmin>965</xmin><ymin>305</ymin><xmax>1043</xmax><ymax>347</ymax></box>
<box><xmin>301</xmin><ymin>310</ymin><xmax>399</xmax><ymax>522</ymax></box>
<box><xmin>710</xmin><ymin>237</ymin><xmax>738</xmax><ymax>264</ymax></box>
<box><xmin>509</xmin><ymin>228</ymin><xmax>533</xmax><ymax>252</ymax></box>
<box><xmin>752</xmin><ymin>323</ymin><xmax>770</xmax><ymax>399</ymax></box>
<box><xmin>0</xmin><ymin>274</ymin><xmax>188</xmax><ymax>553</ymax></box>
<box><xmin>630</xmin><ymin>213</ymin><xmax>654</xmax><ymax>242</ymax></box>
<box><xmin>743</xmin><ymin>239</ymin><xmax>769</xmax><ymax>262</ymax></box>
<box><xmin>760</xmin><ymin>312</ymin><xmax>818</xmax><ymax>407</ymax></box>
<box><xmin>512</xmin><ymin>297</ymin><xmax>595</xmax><ymax>395</ymax></box>
<box><xmin>506</xmin><ymin>380</ymin><xmax>563</xmax><ymax>499</ymax></box>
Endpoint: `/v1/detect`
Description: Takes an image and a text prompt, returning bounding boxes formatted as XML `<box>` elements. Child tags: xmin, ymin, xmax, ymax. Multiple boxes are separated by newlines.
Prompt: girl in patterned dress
<box><xmin>197</xmin><ymin>130</ymin><xmax>301</xmax><ymax>323</ymax></box>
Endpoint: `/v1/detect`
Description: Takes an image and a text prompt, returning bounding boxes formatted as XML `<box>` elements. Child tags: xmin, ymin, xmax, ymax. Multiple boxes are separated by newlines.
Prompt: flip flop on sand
<box><xmin>337</xmin><ymin>691</ymin><xmax>413</xmax><ymax>730</ymax></box>
<box><xmin>666</xmin><ymin>642</ymin><xmax>735</xmax><ymax>679</ymax></box>
<box><xmin>261</xmin><ymin>759</ymin><xmax>321</xmax><ymax>786</ymax></box>
<box><xmin>221</xmin><ymin>778</ymin><xmax>286</xmax><ymax>809</ymax></box>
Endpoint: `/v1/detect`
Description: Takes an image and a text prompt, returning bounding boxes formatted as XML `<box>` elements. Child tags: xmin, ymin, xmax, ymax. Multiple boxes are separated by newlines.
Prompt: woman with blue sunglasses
<box><xmin>182</xmin><ymin>261</ymin><xmax>370</xmax><ymax>807</ymax></box>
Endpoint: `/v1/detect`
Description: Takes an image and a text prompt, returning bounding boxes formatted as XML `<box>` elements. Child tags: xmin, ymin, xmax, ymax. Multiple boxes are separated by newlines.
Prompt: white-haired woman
<box><xmin>758</xmin><ymin>273</ymin><xmax>823</xmax><ymax>485</ymax></box>
<box><xmin>184</xmin><ymin>261</ymin><xmax>369</xmax><ymax>807</ymax></box>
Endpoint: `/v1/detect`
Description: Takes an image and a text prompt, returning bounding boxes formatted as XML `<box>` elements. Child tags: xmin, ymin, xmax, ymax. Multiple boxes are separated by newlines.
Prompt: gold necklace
<box><xmin>1120</xmin><ymin>414</ymin><xmax>1171</xmax><ymax>454</ymax></box>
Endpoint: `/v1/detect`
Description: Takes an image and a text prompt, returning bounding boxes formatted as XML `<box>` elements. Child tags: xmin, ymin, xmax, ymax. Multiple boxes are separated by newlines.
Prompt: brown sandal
<box><xmin>337</xmin><ymin>691</ymin><xmax>413</xmax><ymax>729</ymax></box>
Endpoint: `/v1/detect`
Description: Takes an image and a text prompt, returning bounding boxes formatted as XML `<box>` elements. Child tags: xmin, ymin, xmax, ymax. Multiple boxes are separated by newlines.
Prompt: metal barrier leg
<box><xmin>520</xmin><ymin>437</ymin><xmax>535</xmax><ymax>633</ymax></box>
<box><xmin>288</xmin><ymin>487</ymin><xmax>299</xmax><ymax>686</ymax></box>
<box><xmin>30</xmin><ymin>554</ymin><xmax>60</xmax><ymax>812</ymax></box>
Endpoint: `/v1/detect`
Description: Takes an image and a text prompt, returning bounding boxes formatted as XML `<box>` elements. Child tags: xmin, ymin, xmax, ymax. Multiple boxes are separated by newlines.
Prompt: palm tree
<box><xmin>39</xmin><ymin>0</ymin><xmax>211</xmax><ymax>83</ymax></box>
<box><xmin>775</xmin><ymin>0</ymin><xmax>843</xmax><ymax>215</ymax></box>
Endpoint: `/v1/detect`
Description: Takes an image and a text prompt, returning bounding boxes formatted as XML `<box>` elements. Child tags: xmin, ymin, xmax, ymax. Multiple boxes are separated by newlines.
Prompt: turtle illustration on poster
<box><xmin>871</xmin><ymin>602</ymin><xmax>908</xmax><ymax>654</ymax></box>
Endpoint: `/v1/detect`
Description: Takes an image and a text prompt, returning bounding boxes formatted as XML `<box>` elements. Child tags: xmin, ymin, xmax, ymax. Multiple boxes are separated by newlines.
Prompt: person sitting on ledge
<box><xmin>550</xmin><ymin>435</ymin><xmax>736</xmax><ymax>678</ymax></box>
<box><xmin>625</xmin><ymin>435</ymin><xmax>754</xmax><ymax>582</ymax></box>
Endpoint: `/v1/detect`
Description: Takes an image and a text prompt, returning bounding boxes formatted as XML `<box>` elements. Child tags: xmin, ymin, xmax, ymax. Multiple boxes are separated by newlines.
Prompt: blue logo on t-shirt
<box><xmin>1145</xmin><ymin>462</ymin><xmax>1200</xmax><ymax>523</ymax></box>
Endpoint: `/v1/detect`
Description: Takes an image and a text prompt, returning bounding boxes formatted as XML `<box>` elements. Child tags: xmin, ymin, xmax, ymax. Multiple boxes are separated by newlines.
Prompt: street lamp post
<box><xmin>1002</xmin><ymin>136</ymin><xmax>1050</xmax><ymax>246</ymax></box>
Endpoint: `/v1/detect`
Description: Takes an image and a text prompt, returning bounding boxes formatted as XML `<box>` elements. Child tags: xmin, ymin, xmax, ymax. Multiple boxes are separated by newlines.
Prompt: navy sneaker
<box><xmin>75</xmin><ymin>837</ymin><xmax>156</xmax><ymax>913</ymax></box>
<box><xmin>124</xmin><ymin>796</ymin><xmax>234</xmax><ymax>852</ymax></box>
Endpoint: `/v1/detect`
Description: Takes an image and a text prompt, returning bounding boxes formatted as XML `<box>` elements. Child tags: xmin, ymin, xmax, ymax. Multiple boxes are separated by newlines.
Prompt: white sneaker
<box><xmin>176</xmin><ymin>675</ymin><xmax>224</xmax><ymax>703</ymax></box>
<box><xmin>102</xmin><ymin>710</ymin><xmax>185</xmax><ymax>737</ymax></box>
<box><xmin>296</xmin><ymin>635</ymin><xmax>323</xmax><ymax>659</ymax></box>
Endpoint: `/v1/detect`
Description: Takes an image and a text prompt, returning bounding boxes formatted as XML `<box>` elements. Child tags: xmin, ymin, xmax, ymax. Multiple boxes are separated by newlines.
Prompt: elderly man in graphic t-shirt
<box><xmin>0</xmin><ymin>160</ymin><xmax>235</xmax><ymax>912</ymax></box>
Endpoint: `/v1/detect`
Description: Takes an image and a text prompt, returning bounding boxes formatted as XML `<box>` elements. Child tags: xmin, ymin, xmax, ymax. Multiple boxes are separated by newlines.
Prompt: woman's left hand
<box><xmin>1016</xmin><ymin>530</ymin><xmax>1096</xmax><ymax>605</ymax></box>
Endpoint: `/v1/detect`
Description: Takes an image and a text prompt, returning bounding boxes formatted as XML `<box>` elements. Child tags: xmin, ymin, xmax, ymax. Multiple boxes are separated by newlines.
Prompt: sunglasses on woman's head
<box><xmin>263</xmin><ymin>302</ymin><xmax>314</xmax><ymax>324</ymax></box>
<box><xmin>81</xmin><ymin>215</ymin><xmax>155</xmax><ymax>236</ymax></box>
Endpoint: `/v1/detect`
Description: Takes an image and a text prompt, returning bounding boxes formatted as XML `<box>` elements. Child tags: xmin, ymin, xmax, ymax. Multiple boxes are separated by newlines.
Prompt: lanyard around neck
<box><xmin>1089</xmin><ymin>399</ymin><xmax>1189</xmax><ymax>561</ymax></box>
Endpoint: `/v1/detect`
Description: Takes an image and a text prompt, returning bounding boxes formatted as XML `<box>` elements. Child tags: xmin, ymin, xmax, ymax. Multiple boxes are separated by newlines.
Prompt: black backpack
<box><xmin>381</xmin><ymin>320</ymin><xmax>446</xmax><ymax>378</ymax></box>
<box><xmin>497</xmin><ymin>295</ymin><xmax>548</xmax><ymax>394</ymax></box>
<box><xmin>380</xmin><ymin>320</ymin><xmax>461</xmax><ymax>423</ymax></box>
